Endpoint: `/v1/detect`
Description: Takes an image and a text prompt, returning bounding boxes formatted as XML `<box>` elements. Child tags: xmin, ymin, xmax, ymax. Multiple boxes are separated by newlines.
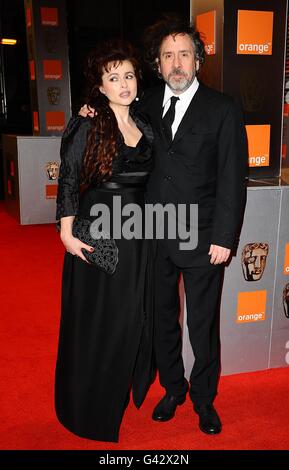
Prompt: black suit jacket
<box><xmin>139</xmin><ymin>83</ymin><xmax>248</xmax><ymax>266</ymax></box>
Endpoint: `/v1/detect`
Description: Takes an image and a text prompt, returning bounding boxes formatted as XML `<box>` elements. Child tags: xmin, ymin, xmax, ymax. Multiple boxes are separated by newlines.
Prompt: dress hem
<box><xmin>55</xmin><ymin>412</ymin><xmax>119</xmax><ymax>443</ymax></box>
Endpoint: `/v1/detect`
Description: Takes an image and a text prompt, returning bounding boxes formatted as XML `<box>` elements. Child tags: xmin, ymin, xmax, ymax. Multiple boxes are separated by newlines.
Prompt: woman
<box><xmin>55</xmin><ymin>39</ymin><xmax>154</xmax><ymax>442</ymax></box>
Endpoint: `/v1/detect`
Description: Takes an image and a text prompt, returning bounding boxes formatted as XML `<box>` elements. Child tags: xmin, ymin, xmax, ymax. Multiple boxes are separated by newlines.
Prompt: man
<box><xmin>141</xmin><ymin>16</ymin><xmax>247</xmax><ymax>435</ymax></box>
<box><xmin>79</xmin><ymin>16</ymin><xmax>248</xmax><ymax>435</ymax></box>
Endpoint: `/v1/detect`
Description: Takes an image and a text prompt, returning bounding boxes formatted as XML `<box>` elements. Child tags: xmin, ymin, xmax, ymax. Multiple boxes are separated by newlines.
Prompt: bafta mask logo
<box><xmin>47</xmin><ymin>87</ymin><xmax>61</xmax><ymax>105</ymax></box>
<box><xmin>240</xmin><ymin>72</ymin><xmax>265</xmax><ymax>113</ymax></box>
<box><xmin>45</xmin><ymin>161</ymin><xmax>59</xmax><ymax>180</ymax></box>
<box><xmin>241</xmin><ymin>242</ymin><xmax>269</xmax><ymax>281</ymax></box>
<box><xmin>284</xmin><ymin>284</ymin><xmax>289</xmax><ymax>319</ymax></box>
<box><xmin>43</xmin><ymin>30</ymin><xmax>57</xmax><ymax>54</ymax></box>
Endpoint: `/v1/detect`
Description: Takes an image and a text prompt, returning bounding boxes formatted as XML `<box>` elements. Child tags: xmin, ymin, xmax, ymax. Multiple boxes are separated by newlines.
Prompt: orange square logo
<box><xmin>46</xmin><ymin>184</ymin><xmax>58</xmax><ymax>199</ymax></box>
<box><xmin>26</xmin><ymin>7</ymin><xmax>32</xmax><ymax>28</ymax></box>
<box><xmin>237</xmin><ymin>291</ymin><xmax>267</xmax><ymax>323</ymax></box>
<box><xmin>29</xmin><ymin>60</ymin><xmax>35</xmax><ymax>80</ymax></box>
<box><xmin>196</xmin><ymin>10</ymin><xmax>216</xmax><ymax>55</ymax></box>
<box><xmin>43</xmin><ymin>60</ymin><xmax>62</xmax><ymax>80</ymax></box>
<box><xmin>33</xmin><ymin>111</ymin><xmax>39</xmax><ymax>132</ymax></box>
<box><xmin>41</xmin><ymin>7</ymin><xmax>58</xmax><ymax>26</ymax></box>
<box><xmin>10</xmin><ymin>161</ymin><xmax>15</xmax><ymax>177</ymax></box>
<box><xmin>46</xmin><ymin>111</ymin><xmax>65</xmax><ymax>131</ymax></box>
<box><xmin>246</xmin><ymin>124</ymin><xmax>270</xmax><ymax>167</ymax></box>
<box><xmin>237</xmin><ymin>10</ymin><xmax>274</xmax><ymax>55</ymax></box>
<box><xmin>284</xmin><ymin>244</ymin><xmax>289</xmax><ymax>275</ymax></box>
<box><xmin>282</xmin><ymin>144</ymin><xmax>287</xmax><ymax>160</ymax></box>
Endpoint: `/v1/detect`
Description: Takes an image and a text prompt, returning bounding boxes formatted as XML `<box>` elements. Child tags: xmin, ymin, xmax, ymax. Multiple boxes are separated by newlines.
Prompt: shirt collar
<box><xmin>162</xmin><ymin>76</ymin><xmax>199</xmax><ymax>108</ymax></box>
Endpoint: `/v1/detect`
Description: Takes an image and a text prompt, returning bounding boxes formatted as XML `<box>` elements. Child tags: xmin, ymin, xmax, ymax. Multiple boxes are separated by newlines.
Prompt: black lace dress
<box><xmin>55</xmin><ymin>115</ymin><xmax>155</xmax><ymax>442</ymax></box>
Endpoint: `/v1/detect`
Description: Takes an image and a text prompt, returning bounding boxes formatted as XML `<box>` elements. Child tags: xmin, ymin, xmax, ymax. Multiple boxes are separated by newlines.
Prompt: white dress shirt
<box><xmin>162</xmin><ymin>77</ymin><xmax>199</xmax><ymax>139</ymax></box>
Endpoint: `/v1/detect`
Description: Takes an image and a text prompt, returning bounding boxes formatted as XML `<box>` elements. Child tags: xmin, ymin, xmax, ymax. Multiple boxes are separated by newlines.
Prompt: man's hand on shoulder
<box><xmin>79</xmin><ymin>104</ymin><xmax>96</xmax><ymax>118</ymax></box>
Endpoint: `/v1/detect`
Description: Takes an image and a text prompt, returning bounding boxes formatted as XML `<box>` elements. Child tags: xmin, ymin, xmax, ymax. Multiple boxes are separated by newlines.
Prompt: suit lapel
<box><xmin>149</xmin><ymin>83</ymin><xmax>207</xmax><ymax>147</ymax></box>
<box><xmin>172</xmin><ymin>84</ymin><xmax>205</xmax><ymax>146</ymax></box>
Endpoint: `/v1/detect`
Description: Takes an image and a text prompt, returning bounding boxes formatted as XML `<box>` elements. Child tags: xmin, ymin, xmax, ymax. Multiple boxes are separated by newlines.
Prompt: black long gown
<box><xmin>54</xmin><ymin>115</ymin><xmax>155</xmax><ymax>442</ymax></box>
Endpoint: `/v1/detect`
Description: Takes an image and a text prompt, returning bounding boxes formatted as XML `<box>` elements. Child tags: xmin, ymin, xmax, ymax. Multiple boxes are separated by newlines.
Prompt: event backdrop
<box><xmin>24</xmin><ymin>0</ymin><xmax>71</xmax><ymax>136</ymax></box>
<box><xmin>2</xmin><ymin>135</ymin><xmax>61</xmax><ymax>223</ymax></box>
<box><xmin>182</xmin><ymin>183</ymin><xmax>289</xmax><ymax>376</ymax></box>
<box><xmin>192</xmin><ymin>0</ymin><xmax>288</xmax><ymax>179</ymax></box>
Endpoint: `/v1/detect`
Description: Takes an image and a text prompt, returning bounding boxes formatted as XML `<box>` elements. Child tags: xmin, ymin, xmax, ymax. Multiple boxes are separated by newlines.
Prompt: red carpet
<box><xmin>0</xmin><ymin>202</ymin><xmax>289</xmax><ymax>450</ymax></box>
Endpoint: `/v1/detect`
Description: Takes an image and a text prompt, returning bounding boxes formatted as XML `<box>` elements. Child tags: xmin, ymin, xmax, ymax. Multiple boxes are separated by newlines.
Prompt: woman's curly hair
<box><xmin>143</xmin><ymin>14</ymin><xmax>205</xmax><ymax>75</ymax></box>
<box><xmin>81</xmin><ymin>39</ymin><xmax>141</xmax><ymax>184</ymax></box>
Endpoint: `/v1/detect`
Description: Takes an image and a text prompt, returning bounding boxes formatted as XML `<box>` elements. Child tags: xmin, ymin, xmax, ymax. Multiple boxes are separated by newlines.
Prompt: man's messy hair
<box><xmin>143</xmin><ymin>13</ymin><xmax>205</xmax><ymax>74</ymax></box>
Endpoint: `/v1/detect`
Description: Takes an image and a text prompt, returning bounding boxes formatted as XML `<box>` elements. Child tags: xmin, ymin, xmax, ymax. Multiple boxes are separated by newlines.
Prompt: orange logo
<box><xmin>237</xmin><ymin>290</ymin><xmax>267</xmax><ymax>323</ymax></box>
<box><xmin>33</xmin><ymin>111</ymin><xmax>39</xmax><ymax>132</ymax></box>
<box><xmin>26</xmin><ymin>8</ymin><xmax>31</xmax><ymax>28</ymax></box>
<box><xmin>245</xmin><ymin>124</ymin><xmax>270</xmax><ymax>167</ymax></box>
<box><xmin>46</xmin><ymin>185</ymin><xmax>58</xmax><ymax>199</ymax></box>
<box><xmin>46</xmin><ymin>111</ymin><xmax>65</xmax><ymax>131</ymax></box>
<box><xmin>43</xmin><ymin>60</ymin><xmax>62</xmax><ymax>80</ymax></box>
<box><xmin>10</xmin><ymin>161</ymin><xmax>15</xmax><ymax>177</ymax></box>
<box><xmin>196</xmin><ymin>10</ymin><xmax>216</xmax><ymax>55</ymax></box>
<box><xmin>284</xmin><ymin>244</ymin><xmax>289</xmax><ymax>275</ymax></box>
<box><xmin>237</xmin><ymin>10</ymin><xmax>274</xmax><ymax>55</ymax></box>
<box><xmin>41</xmin><ymin>7</ymin><xmax>58</xmax><ymax>26</ymax></box>
<box><xmin>282</xmin><ymin>144</ymin><xmax>287</xmax><ymax>160</ymax></box>
<box><xmin>29</xmin><ymin>60</ymin><xmax>35</xmax><ymax>81</ymax></box>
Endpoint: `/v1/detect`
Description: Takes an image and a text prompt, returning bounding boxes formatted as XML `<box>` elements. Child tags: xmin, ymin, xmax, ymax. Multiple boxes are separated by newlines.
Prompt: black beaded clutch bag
<box><xmin>72</xmin><ymin>217</ymin><xmax>119</xmax><ymax>275</ymax></box>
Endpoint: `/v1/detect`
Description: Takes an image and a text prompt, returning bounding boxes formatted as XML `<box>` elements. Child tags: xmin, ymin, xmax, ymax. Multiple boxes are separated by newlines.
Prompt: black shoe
<box><xmin>193</xmin><ymin>404</ymin><xmax>222</xmax><ymax>435</ymax></box>
<box><xmin>152</xmin><ymin>394</ymin><xmax>186</xmax><ymax>422</ymax></box>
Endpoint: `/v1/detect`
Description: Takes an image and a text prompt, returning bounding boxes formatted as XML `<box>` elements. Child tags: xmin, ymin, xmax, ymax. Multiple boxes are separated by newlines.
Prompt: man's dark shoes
<box><xmin>193</xmin><ymin>404</ymin><xmax>222</xmax><ymax>434</ymax></box>
<box><xmin>152</xmin><ymin>394</ymin><xmax>186</xmax><ymax>421</ymax></box>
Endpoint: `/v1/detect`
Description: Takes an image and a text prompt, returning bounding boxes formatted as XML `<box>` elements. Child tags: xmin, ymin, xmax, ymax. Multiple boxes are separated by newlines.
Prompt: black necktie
<box><xmin>162</xmin><ymin>96</ymin><xmax>179</xmax><ymax>143</ymax></box>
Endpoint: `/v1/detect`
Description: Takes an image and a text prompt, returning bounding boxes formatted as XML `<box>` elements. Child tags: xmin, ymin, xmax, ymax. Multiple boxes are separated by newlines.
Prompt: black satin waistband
<box><xmin>98</xmin><ymin>181</ymin><xmax>145</xmax><ymax>190</ymax></box>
